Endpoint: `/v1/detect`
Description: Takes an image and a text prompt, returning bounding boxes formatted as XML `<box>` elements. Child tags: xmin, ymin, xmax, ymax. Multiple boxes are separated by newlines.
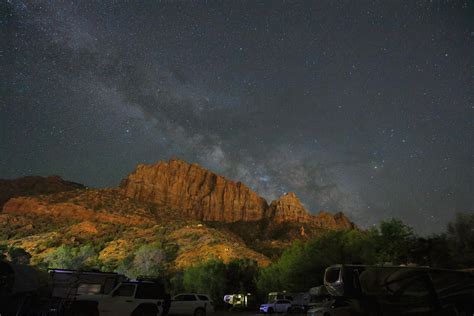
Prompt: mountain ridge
<box><xmin>1</xmin><ymin>158</ymin><xmax>356</xmax><ymax>269</ymax></box>
<box><xmin>120</xmin><ymin>158</ymin><xmax>355</xmax><ymax>229</ymax></box>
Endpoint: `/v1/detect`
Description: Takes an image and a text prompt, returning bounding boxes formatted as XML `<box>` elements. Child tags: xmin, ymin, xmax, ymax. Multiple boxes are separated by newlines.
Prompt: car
<box><xmin>168</xmin><ymin>293</ymin><xmax>215</xmax><ymax>316</ymax></box>
<box><xmin>71</xmin><ymin>280</ymin><xmax>166</xmax><ymax>316</ymax></box>
<box><xmin>259</xmin><ymin>299</ymin><xmax>292</xmax><ymax>313</ymax></box>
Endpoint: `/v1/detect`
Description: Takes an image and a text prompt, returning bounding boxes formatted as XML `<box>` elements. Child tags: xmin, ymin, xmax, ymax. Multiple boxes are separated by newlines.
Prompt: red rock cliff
<box><xmin>120</xmin><ymin>159</ymin><xmax>355</xmax><ymax>229</ymax></box>
<box><xmin>269</xmin><ymin>192</ymin><xmax>312</xmax><ymax>223</ymax></box>
<box><xmin>120</xmin><ymin>159</ymin><xmax>269</xmax><ymax>222</ymax></box>
<box><xmin>269</xmin><ymin>192</ymin><xmax>355</xmax><ymax>229</ymax></box>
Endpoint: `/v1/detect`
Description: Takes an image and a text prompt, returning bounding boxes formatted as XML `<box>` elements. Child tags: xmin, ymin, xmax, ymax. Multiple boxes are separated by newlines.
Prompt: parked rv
<box><xmin>306</xmin><ymin>264</ymin><xmax>474</xmax><ymax>316</ymax></box>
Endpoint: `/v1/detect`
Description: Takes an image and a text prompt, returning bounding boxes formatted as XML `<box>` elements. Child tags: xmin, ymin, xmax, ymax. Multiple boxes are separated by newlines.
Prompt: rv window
<box><xmin>77</xmin><ymin>283</ymin><xmax>102</xmax><ymax>295</ymax></box>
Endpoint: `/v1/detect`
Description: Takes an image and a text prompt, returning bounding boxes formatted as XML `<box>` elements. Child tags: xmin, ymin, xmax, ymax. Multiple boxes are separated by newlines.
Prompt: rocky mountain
<box><xmin>120</xmin><ymin>158</ymin><xmax>354</xmax><ymax>229</ymax></box>
<box><xmin>1</xmin><ymin>158</ymin><xmax>356</xmax><ymax>270</ymax></box>
<box><xmin>269</xmin><ymin>192</ymin><xmax>313</xmax><ymax>223</ymax></box>
<box><xmin>120</xmin><ymin>159</ymin><xmax>270</xmax><ymax>222</ymax></box>
<box><xmin>0</xmin><ymin>176</ymin><xmax>84</xmax><ymax>210</ymax></box>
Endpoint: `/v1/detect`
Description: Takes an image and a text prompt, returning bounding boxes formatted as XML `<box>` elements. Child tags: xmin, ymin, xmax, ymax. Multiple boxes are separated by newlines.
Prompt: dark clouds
<box><xmin>1</xmin><ymin>0</ymin><xmax>473</xmax><ymax>234</ymax></box>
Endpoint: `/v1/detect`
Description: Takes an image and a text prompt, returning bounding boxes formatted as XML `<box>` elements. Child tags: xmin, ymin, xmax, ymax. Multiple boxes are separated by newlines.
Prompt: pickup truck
<box><xmin>70</xmin><ymin>280</ymin><xmax>166</xmax><ymax>316</ymax></box>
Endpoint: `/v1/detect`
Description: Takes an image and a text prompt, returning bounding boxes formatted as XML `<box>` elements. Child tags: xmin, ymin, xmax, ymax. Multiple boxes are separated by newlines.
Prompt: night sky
<box><xmin>1</xmin><ymin>1</ymin><xmax>473</xmax><ymax>234</ymax></box>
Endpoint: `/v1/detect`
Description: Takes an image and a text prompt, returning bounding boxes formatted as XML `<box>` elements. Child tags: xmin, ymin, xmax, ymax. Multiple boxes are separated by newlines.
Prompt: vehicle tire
<box><xmin>131</xmin><ymin>304</ymin><xmax>160</xmax><ymax>316</ymax></box>
<box><xmin>193</xmin><ymin>307</ymin><xmax>206</xmax><ymax>316</ymax></box>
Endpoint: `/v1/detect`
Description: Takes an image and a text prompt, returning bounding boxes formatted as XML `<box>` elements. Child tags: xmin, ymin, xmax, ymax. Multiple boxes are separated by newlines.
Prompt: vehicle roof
<box><xmin>174</xmin><ymin>293</ymin><xmax>211</xmax><ymax>296</ymax></box>
<box><xmin>122</xmin><ymin>280</ymin><xmax>162</xmax><ymax>285</ymax></box>
<box><xmin>326</xmin><ymin>264</ymin><xmax>472</xmax><ymax>274</ymax></box>
<box><xmin>48</xmin><ymin>268</ymin><xmax>120</xmax><ymax>276</ymax></box>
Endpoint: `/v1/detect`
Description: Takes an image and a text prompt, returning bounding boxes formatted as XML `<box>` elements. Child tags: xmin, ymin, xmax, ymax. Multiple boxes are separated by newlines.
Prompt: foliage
<box><xmin>226</xmin><ymin>258</ymin><xmax>259</xmax><ymax>294</ymax></box>
<box><xmin>446</xmin><ymin>213</ymin><xmax>474</xmax><ymax>268</ymax></box>
<box><xmin>257</xmin><ymin>229</ymin><xmax>377</xmax><ymax>294</ymax></box>
<box><xmin>183</xmin><ymin>259</ymin><xmax>227</xmax><ymax>302</ymax></box>
<box><xmin>371</xmin><ymin>218</ymin><xmax>415</xmax><ymax>264</ymax></box>
<box><xmin>43</xmin><ymin>244</ymin><xmax>99</xmax><ymax>270</ymax></box>
<box><xmin>117</xmin><ymin>243</ymin><xmax>165</xmax><ymax>279</ymax></box>
<box><xmin>0</xmin><ymin>243</ymin><xmax>8</xmax><ymax>260</ymax></box>
<box><xmin>0</xmin><ymin>245</ymin><xmax>32</xmax><ymax>264</ymax></box>
<box><xmin>7</xmin><ymin>247</ymin><xmax>32</xmax><ymax>265</ymax></box>
<box><xmin>180</xmin><ymin>258</ymin><xmax>260</xmax><ymax>305</ymax></box>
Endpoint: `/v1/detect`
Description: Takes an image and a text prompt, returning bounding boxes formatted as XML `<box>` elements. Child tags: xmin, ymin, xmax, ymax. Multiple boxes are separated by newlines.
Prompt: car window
<box><xmin>183</xmin><ymin>294</ymin><xmax>197</xmax><ymax>301</ymax></box>
<box><xmin>197</xmin><ymin>295</ymin><xmax>209</xmax><ymax>301</ymax></box>
<box><xmin>136</xmin><ymin>283</ymin><xmax>160</xmax><ymax>299</ymax></box>
<box><xmin>114</xmin><ymin>284</ymin><xmax>135</xmax><ymax>297</ymax></box>
<box><xmin>175</xmin><ymin>294</ymin><xmax>197</xmax><ymax>301</ymax></box>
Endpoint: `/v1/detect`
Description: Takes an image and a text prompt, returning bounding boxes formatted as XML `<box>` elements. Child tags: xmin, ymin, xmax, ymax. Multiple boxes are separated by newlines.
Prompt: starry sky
<box><xmin>1</xmin><ymin>0</ymin><xmax>473</xmax><ymax>234</ymax></box>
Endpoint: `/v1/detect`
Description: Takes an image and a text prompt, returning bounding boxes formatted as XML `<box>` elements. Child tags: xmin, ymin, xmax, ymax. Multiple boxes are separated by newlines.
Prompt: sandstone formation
<box><xmin>120</xmin><ymin>159</ymin><xmax>270</xmax><ymax>222</ymax></box>
<box><xmin>0</xmin><ymin>175</ymin><xmax>84</xmax><ymax>210</ymax></box>
<box><xmin>120</xmin><ymin>159</ymin><xmax>355</xmax><ymax>229</ymax></box>
<box><xmin>269</xmin><ymin>192</ymin><xmax>312</xmax><ymax>223</ymax></box>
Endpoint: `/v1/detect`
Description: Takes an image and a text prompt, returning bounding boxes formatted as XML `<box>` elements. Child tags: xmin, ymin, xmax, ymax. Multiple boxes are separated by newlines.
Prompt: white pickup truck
<box><xmin>70</xmin><ymin>280</ymin><xmax>166</xmax><ymax>316</ymax></box>
<box><xmin>168</xmin><ymin>293</ymin><xmax>215</xmax><ymax>316</ymax></box>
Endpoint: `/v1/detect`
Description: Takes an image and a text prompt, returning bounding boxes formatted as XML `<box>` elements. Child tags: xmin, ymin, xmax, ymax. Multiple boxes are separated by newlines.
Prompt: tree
<box><xmin>7</xmin><ymin>247</ymin><xmax>32</xmax><ymax>265</ymax></box>
<box><xmin>183</xmin><ymin>260</ymin><xmax>227</xmax><ymax>302</ymax></box>
<box><xmin>0</xmin><ymin>244</ymin><xmax>8</xmax><ymax>261</ymax></box>
<box><xmin>372</xmin><ymin>218</ymin><xmax>415</xmax><ymax>264</ymax></box>
<box><xmin>226</xmin><ymin>259</ymin><xmax>259</xmax><ymax>294</ymax></box>
<box><xmin>257</xmin><ymin>229</ymin><xmax>378</xmax><ymax>295</ymax></box>
<box><xmin>116</xmin><ymin>243</ymin><xmax>165</xmax><ymax>279</ymax></box>
<box><xmin>446</xmin><ymin>213</ymin><xmax>474</xmax><ymax>268</ymax></box>
<box><xmin>43</xmin><ymin>244</ymin><xmax>99</xmax><ymax>270</ymax></box>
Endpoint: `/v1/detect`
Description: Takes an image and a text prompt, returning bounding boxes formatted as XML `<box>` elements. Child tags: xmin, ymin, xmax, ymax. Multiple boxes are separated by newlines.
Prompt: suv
<box><xmin>70</xmin><ymin>280</ymin><xmax>166</xmax><ymax>316</ymax></box>
<box><xmin>259</xmin><ymin>299</ymin><xmax>292</xmax><ymax>313</ymax></box>
<box><xmin>168</xmin><ymin>293</ymin><xmax>215</xmax><ymax>316</ymax></box>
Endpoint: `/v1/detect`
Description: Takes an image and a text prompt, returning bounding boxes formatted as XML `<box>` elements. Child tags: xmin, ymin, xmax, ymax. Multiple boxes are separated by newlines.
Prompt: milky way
<box><xmin>1</xmin><ymin>1</ymin><xmax>473</xmax><ymax>234</ymax></box>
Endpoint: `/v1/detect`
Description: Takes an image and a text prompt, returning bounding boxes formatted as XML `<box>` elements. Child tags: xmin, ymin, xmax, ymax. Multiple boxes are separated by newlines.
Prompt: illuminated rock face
<box><xmin>269</xmin><ymin>192</ymin><xmax>355</xmax><ymax>229</ymax></box>
<box><xmin>120</xmin><ymin>159</ymin><xmax>355</xmax><ymax>229</ymax></box>
<box><xmin>269</xmin><ymin>192</ymin><xmax>312</xmax><ymax>223</ymax></box>
<box><xmin>120</xmin><ymin>159</ymin><xmax>270</xmax><ymax>222</ymax></box>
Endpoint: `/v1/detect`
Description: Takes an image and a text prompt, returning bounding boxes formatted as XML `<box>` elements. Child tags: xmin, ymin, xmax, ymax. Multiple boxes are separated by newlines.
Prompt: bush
<box><xmin>116</xmin><ymin>243</ymin><xmax>165</xmax><ymax>278</ymax></box>
<box><xmin>43</xmin><ymin>244</ymin><xmax>99</xmax><ymax>270</ymax></box>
